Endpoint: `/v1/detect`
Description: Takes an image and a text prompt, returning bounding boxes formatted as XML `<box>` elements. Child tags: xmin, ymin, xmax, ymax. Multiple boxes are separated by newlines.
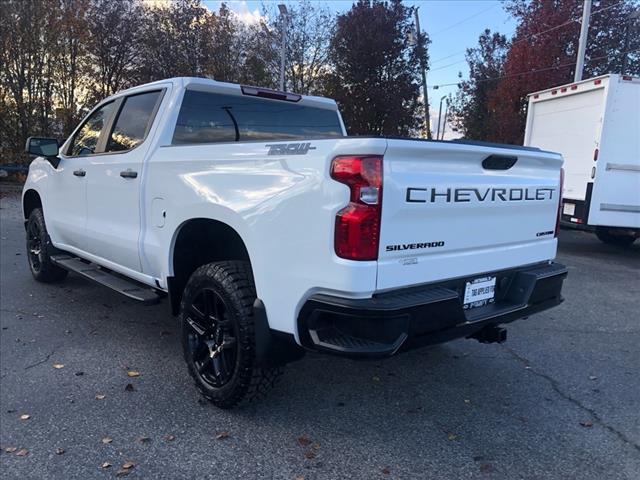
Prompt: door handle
<box><xmin>120</xmin><ymin>169</ymin><xmax>138</xmax><ymax>179</ymax></box>
<box><xmin>73</xmin><ymin>169</ymin><xmax>86</xmax><ymax>177</ymax></box>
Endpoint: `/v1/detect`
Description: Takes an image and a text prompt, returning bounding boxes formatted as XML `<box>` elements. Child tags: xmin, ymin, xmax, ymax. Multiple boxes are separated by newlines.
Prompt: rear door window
<box><xmin>172</xmin><ymin>90</ymin><xmax>343</xmax><ymax>144</ymax></box>
<box><xmin>106</xmin><ymin>91</ymin><xmax>162</xmax><ymax>152</ymax></box>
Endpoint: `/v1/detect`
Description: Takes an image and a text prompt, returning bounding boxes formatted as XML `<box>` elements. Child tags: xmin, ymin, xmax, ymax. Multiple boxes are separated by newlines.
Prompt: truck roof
<box><xmin>112</xmin><ymin>77</ymin><xmax>339</xmax><ymax>111</ymax></box>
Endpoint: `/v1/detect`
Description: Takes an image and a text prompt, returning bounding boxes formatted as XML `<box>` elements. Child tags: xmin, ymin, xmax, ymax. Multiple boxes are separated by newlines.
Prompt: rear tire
<box><xmin>595</xmin><ymin>227</ymin><xmax>637</xmax><ymax>247</ymax></box>
<box><xmin>26</xmin><ymin>208</ymin><xmax>68</xmax><ymax>283</ymax></box>
<box><xmin>180</xmin><ymin>261</ymin><xmax>283</xmax><ymax>409</ymax></box>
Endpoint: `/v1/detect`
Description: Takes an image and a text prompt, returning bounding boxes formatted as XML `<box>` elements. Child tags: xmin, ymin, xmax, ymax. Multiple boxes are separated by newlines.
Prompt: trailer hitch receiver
<box><xmin>469</xmin><ymin>326</ymin><xmax>507</xmax><ymax>344</ymax></box>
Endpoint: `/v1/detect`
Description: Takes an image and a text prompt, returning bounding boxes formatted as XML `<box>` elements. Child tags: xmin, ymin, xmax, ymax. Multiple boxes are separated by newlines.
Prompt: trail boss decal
<box><xmin>406</xmin><ymin>187</ymin><xmax>556</xmax><ymax>203</ymax></box>
<box><xmin>386</xmin><ymin>241</ymin><xmax>445</xmax><ymax>252</ymax></box>
<box><xmin>267</xmin><ymin>142</ymin><xmax>316</xmax><ymax>156</ymax></box>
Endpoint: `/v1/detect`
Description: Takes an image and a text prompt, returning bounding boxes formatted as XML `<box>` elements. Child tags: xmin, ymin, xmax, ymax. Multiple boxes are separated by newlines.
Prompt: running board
<box><xmin>50</xmin><ymin>255</ymin><xmax>161</xmax><ymax>305</ymax></box>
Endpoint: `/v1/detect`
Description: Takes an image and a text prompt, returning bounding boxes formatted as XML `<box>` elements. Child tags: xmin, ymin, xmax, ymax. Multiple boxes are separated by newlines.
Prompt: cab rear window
<box><xmin>172</xmin><ymin>90</ymin><xmax>343</xmax><ymax>144</ymax></box>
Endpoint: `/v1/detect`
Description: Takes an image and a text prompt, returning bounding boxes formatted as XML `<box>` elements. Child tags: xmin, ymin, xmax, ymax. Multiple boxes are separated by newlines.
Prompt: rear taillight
<box><xmin>331</xmin><ymin>155</ymin><xmax>383</xmax><ymax>260</ymax></box>
<box><xmin>555</xmin><ymin>168</ymin><xmax>564</xmax><ymax>237</ymax></box>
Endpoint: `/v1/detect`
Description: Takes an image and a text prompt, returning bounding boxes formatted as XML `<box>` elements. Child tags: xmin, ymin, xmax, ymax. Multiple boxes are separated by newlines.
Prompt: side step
<box><xmin>51</xmin><ymin>255</ymin><xmax>161</xmax><ymax>305</ymax></box>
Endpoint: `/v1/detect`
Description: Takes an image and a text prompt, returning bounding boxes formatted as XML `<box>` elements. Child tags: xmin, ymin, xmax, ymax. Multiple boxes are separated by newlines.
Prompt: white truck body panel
<box><xmin>377</xmin><ymin>139</ymin><xmax>561</xmax><ymax>291</ymax></box>
<box><xmin>24</xmin><ymin>77</ymin><xmax>564</xmax><ymax>341</ymax></box>
<box><xmin>524</xmin><ymin>74</ymin><xmax>640</xmax><ymax>229</ymax></box>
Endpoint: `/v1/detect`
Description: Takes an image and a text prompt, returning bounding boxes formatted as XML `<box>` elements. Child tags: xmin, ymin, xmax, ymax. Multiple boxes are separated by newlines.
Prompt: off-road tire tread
<box><xmin>181</xmin><ymin>261</ymin><xmax>283</xmax><ymax>409</ymax></box>
<box><xmin>27</xmin><ymin>208</ymin><xmax>68</xmax><ymax>283</ymax></box>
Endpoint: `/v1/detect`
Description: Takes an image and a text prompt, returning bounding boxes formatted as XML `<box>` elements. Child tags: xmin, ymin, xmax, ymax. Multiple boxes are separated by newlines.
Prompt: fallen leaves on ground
<box><xmin>116</xmin><ymin>462</ymin><xmax>134</xmax><ymax>476</ymax></box>
<box><xmin>53</xmin><ymin>364</ymin><xmax>65</xmax><ymax>369</ymax></box>
<box><xmin>479</xmin><ymin>463</ymin><xmax>495</xmax><ymax>473</ymax></box>
<box><xmin>304</xmin><ymin>450</ymin><xmax>316</xmax><ymax>459</ymax></box>
<box><xmin>297</xmin><ymin>436</ymin><xmax>311</xmax><ymax>447</ymax></box>
<box><xmin>580</xmin><ymin>421</ymin><xmax>593</xmax><ymax>428</ymax></box>
<box><xmin>101</xmin><ymin>437</ymin><xmax>113</xmax><ymax>444</ymax></box>
<box><xmin>447</xmin><ymin>433</ymin><xmax>458</xmax><ymax>441</ymax></box>
<box><xmin>95</xmin><ymin>394</ymin><xmax>106</xmax><ymax>400</ymax></box>
<box><xmin>126</xmin><ymin>371</ymin><xmax>140</xmax><ymax>377</ymax></box>
<box><xmin>215</xmin><ymin>431</ymin><xmax>229</xmax><ymax>440</ymax></box>
<box><xmin>19</xmin><ymin>414</ymin><xmax>30</xmax><ymax>420</ymax></box>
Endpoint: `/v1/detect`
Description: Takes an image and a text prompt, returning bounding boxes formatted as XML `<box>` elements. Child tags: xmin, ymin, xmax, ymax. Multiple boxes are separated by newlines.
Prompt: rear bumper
<box><xmin>297</xmin><ymin>262</ymin><xmax>568</xmax><ymax>358</ymax></box>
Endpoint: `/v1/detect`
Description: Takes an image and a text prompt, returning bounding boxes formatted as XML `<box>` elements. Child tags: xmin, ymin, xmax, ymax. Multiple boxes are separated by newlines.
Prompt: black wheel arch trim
<box><xmin>253</xmin><ymin>299</ymin><xmax>306</xmax><ymax>367</ymax></box>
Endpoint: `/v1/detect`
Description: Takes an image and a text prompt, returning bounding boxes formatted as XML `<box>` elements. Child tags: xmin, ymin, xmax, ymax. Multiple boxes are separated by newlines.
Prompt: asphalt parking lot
<box><xmin>1</xmin><ymin>184</ymin><xmax>639</xmax><ymax>480</ymax></box>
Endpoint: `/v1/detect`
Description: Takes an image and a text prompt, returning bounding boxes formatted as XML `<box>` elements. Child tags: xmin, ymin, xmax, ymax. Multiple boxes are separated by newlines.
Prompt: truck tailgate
<box><xmin>377</xmin><ymin>139</ymin><xmax>563</xmax><ymax>291</ymax></box>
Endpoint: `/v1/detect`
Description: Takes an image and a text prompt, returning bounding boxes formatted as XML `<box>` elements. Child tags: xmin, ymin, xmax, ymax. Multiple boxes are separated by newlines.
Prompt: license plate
<box><xmin>563</xmin><ymin>202</ymin><xmax>576</xmax><ymax>215</ymax></box>
<box><xmin>463</xmin><ymin>276</ymin><xmax>496</xmax><ymax>309</ymax></box>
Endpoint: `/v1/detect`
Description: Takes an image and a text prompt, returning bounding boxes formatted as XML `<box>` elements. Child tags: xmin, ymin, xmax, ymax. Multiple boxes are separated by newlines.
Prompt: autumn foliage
<box><xmin>453</xmin><ymin>0</ymin><xmax>640</xmax><ymax>144</ymax></box>
<box><xmin>2</xmin><ymin>0</ymin><xmax>639</xmax><ymax>166</ymax></box>
<box><xmin>324</xmin><ymin>0</ymin><xmax>428</xmax><ymax>136</ymax></box>
<box><xmin>1</xmin><ymin>0</ymin><xmax>430</xmax><ymax>165</ymax></box>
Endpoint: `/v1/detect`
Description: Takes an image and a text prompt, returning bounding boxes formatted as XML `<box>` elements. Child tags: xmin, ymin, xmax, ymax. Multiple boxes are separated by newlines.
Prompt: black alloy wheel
<box><xmin>180</xmin><ymin>261</ymin><xmax>284</xmax><ymax>409</ymax></box>
<box><xmin>25</xmin><ymin>208</ymin><xmax>68</xmax><ymax>283</ymax></box>
<box><xmin>27</xmin><ymin>218</ymin><xmax>43</xmax><ymax>274</ymax></box>
<box><xmin>184</xmin><ymin>287</ymin><xmax>238</xmax><ymax>388</ymax></box>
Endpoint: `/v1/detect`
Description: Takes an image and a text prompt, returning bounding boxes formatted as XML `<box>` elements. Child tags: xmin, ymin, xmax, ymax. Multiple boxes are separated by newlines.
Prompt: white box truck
<box><xmin>524</xmin><ymin>74</ymin><xmax>640</xmax><ymax>246</ymax></box>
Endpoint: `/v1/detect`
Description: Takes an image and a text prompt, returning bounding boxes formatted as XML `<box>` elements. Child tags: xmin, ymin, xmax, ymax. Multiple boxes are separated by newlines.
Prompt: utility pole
<box><xmin>414</xmin><ymin>7</ymin><xmax>432</xmax><ymax>139</ymax></box>
<box><xmin>440</xmin><ymin>99</ymin><xmax>449</xmax><ymax>140</ymax></box>
<box><xmin>278</xmin><ymin>4</ymin><xmax>288</xmax><ymax>91</ymax></box>
<box><xmin>574</xmin><ymin>0</ymin><xmax>592</xmax><ymax>82</ymax></box>
<box><xmin>622</xmin><ymin>11</ymin><xmax>640</xmax><ymax>75</ymax></box>
<box><xmin>436</xmin><ymin>95</ymin><xmax>446</xmax><ymax>140</ymax></box>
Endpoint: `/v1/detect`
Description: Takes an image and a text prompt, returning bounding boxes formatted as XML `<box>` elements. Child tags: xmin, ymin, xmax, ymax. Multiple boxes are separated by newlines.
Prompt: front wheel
<box><xmin>595</xmin><ymin>227</ymin><xmax>637</xmax><ymax>247</ymax></box>
<box><xmin>26</xmin><ymin>208</ymin><xmax>68</xmax><ymax>283</ymax></box>
<box><xmin>180</xmin><ymin>261</ymin><xmax>283</xmax><ymax>409</ymax></box>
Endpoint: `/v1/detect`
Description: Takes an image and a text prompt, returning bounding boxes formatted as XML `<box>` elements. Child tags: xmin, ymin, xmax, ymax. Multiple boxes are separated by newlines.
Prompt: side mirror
<box><xmin>25</xmin><ymin>137</ymin><xmax>60</xmax><ymax>168</ymax></box>
<box><xmin>26</xmin><ymin>137</ymin><xmax>59</xmax><ymax>157</ymax></box>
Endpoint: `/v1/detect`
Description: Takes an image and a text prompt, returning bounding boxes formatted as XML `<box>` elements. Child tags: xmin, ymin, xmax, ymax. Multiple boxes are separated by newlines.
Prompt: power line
<box><xmin>429</xmin><ymin>47</ymin><xmax>640</xmax><ymax>89</ymax></box>
<box><xmin>429</xmin><ymin>3</ymin><xmax>619</xmax><ymax>66</ymax></box>
<box><xmin>430</xmin><ymin>58</ymin><xmax>471</xmax><ymax>72</ymax></box>
<box><xmin>429</xmin><ymin>3</ymin><xmax>499</xmax><ymax>37</ymax></box>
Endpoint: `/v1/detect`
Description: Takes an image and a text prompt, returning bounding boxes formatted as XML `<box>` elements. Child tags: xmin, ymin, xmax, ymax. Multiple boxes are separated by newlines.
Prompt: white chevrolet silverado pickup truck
<box><xmin>22</xmin><ymin>77</ymin><xmax>567</xmax><ymax>408</ymax></box>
